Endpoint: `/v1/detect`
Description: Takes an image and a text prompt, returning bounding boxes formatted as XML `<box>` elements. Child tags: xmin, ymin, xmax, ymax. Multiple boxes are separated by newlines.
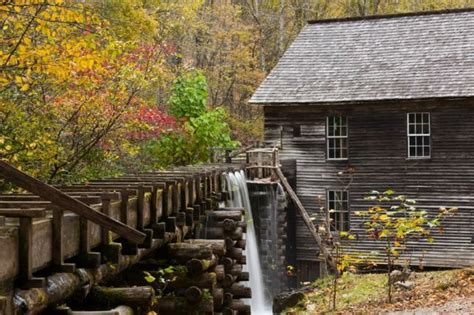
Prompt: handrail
<box><xmin>0</xmin><ymin>161</ymin><xmax>146</xmax><ymax>244</ymax></box>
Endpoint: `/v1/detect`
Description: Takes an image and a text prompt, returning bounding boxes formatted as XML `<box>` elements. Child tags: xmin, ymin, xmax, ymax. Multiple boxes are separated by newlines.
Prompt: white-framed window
<box><xmin>327</xmin><ymin>190</ymin><xmax>349</xmax><ymax>231</ymax></box>
<box><xmin>407</xmin><ymin>112</ymin><xmax>431</xmax><ymax>158</ymax></box>
<box><xmin>326</xmin><ymin>116</ymin><xmax>348</xmax><ymax>160</ymax></box>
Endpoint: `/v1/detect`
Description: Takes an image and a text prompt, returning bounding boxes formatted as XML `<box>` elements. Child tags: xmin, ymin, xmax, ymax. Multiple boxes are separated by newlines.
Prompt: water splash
<box><xmin>225</xmin><ymin>171</ymin><xmax>272</xmax><ymax>314</ymax></box>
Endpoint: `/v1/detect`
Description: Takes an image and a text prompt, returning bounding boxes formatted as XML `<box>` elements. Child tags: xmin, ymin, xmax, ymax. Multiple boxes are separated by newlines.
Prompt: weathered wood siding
<box><xmin>264</xmin><ymin>99</ymin><xmax>474</xmax><ymax>269</ymax></box>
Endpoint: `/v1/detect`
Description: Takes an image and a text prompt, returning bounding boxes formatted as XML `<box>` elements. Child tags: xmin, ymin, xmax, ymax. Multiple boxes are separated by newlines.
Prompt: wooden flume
<box><xmin>0</xmin><ymin>162</ymin><xmax>252</xmax><ymax>314</ymax></box>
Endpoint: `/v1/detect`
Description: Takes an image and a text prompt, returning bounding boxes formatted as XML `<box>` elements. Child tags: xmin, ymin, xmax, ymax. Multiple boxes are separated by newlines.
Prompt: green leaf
<box><xmin>143</xmin><ymin>271</ymin><xmax>156</xmax><ymax>283</ymax></box>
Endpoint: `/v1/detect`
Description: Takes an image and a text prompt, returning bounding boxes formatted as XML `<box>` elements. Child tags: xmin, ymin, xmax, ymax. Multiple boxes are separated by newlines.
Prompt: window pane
<box><xmin>409</xmin><ymin>124</ymin><xmax>415</xmax><ymax>134</ymax></box>
<box><xmin>422</xmin><ymin>123</ymin><xmax>429</xmax><ymax>134</ymax></box>
<box><xmin>423</xmin><ymin>113</ymin><xmax>429</xmax><ymax>124</ymax></box>
<box><xmin>341</xmin><ymin>126</ymin><xmax>347</xmax><ymax>136</ymax></box>
<box><xmin>416</xmin><ymin>113</ymin><xmax>422</xmax><ymax>124</ymax></box>
<box><xmin>417</xmin><ymin>145</ymin><xmax>423</xmax><ymax>156</ymax></box>
<box><xmin>410</xmin><ymin>146</ymin><xmax>416</xmax><ymax>157</ymax></box>
<box><xmin>423</xmin><ymin>146</ymin><xmax>430</xmax><ymax>157</ymax></box>
<box><xmin>328</xmin><ymin>118</ymin><xmax>334</xmax><ymax>136</ymax></box>
<box><xmin>424</xmin><ymin>136</ymin><xmax>430</xmax><ymax>146</ymax></box>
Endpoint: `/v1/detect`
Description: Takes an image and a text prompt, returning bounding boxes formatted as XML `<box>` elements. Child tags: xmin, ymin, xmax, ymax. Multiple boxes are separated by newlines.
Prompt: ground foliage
<box><xmin>287</xmin><ymin>267</ymin><xmax>474</xmax><ymax>314</ymax></box>
<box><xmin>1</xmin><ymin>0</ymin><xmax>473</xmax><ymax>185</ymax></box>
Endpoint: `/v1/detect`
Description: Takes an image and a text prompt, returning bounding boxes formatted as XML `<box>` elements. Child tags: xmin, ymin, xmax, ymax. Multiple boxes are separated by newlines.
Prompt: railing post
<box><xmin>137</xmin><ymin>186</ymin><xmax>153</xmax><ymax>249</ymax></box>
<box><xmin>100</xmin><ymin>193</ymin><xmax>121</xmax><ymax>264</ymax></box>
<box><xmin>78</xmin><ymin>216</ymin><xmax>101</xmax><ymax>268</ymax></box>
<box><xmin>52</xmin><ymin>208</ymin><xmax>76</xmax><ymax>272</ymax></box>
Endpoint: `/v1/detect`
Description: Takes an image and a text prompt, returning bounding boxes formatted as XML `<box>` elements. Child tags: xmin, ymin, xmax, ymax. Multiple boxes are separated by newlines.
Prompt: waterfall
<box><xmin>225</xmin><ymin>171</ymin><xmax>272</xmax><ymax>314</ymax></box>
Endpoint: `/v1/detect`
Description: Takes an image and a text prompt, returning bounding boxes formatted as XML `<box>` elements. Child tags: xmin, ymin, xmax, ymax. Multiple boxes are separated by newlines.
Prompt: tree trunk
<box><xmin>279</xmin><ymin>0</ymin><xmax>286</xmax><ymax>57</ymax></box>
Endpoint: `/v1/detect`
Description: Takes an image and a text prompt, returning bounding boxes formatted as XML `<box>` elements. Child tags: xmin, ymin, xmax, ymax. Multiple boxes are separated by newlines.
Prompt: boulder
<box><xmin>272</xmin><ymin>290</ymin><xmax>305</xmax><ymax>314</ymax></box>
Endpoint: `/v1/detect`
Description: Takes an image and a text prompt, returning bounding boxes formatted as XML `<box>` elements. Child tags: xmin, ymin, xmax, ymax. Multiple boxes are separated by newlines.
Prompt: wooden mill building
<box><xmin>250</xmin><ymin>9</ymin><xmax>474</xmax><ymax>280</ymax></box>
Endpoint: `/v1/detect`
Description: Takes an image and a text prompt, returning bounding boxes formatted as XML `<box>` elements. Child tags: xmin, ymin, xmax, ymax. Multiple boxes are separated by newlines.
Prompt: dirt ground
<box><xmin>385</xmin><ymin>297</ymin><xmax>474</xmax><ymax>314</ymax></box>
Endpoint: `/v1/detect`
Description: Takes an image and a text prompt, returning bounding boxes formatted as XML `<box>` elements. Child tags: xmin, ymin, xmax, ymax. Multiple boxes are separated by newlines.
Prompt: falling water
<box><xmin>225</xmin><ymin>171</ymin><xmax>272</xmax><ymax>314</ymax></box>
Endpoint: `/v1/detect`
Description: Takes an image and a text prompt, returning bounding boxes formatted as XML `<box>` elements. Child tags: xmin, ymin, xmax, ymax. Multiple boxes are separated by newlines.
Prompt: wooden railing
<box><xmin>0</xmin><ymin>163</ymin><xmax>246</xmax><ymax>312</ymax></box>
<box><xmin>0</xmin><ymin>161</ymin><xmax>145</xmax><ymax>243</ymax></box>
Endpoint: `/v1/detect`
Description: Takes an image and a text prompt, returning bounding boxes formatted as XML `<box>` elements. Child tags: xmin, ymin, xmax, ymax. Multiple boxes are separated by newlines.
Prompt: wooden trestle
<box><xmin>0</xmin><ymin>162</ymin><xmax>250</xmax><ymax>314</ymax></box>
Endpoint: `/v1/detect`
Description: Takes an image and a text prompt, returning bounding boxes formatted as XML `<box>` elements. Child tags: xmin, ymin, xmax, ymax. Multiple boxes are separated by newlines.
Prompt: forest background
<box><xmin>1</xmin><ymin>0</ymin><xmax>472</xmax><ymax>185</ymax></box>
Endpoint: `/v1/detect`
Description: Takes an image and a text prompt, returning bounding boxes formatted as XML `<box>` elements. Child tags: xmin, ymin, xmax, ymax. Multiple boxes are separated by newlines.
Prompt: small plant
<box><xmin>143</xmin><ymin>265</ymin><xmax>185</xmax><ymax>298</ymax></box>
<box><xmin>357</xmin><ymin>189</ymin><xmax>457</xmax><ymax>303</ymax></box>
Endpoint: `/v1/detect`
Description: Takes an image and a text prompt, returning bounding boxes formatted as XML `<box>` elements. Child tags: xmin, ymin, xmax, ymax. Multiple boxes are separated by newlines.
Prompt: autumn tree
<box><xmin>149</xmin><ymin>71</ymin><xmax>237</xmax><ymax>167</ymax></box>
<box><xmin>357</xmin><ymin>190</ymin><xmax>457</xmax><ymax>303</ymax></box>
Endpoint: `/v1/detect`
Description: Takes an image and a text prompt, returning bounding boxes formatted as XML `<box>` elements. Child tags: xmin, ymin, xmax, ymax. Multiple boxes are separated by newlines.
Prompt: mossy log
<box><xmin>68</xmin><ymin>305</ymin><xmax>134</xmax><ymax>315</ymax></box>
<box><xmin>238</xmin><ymin>271</ymin><xmax>249</xmax><ymax>282</ymax></box>
<box><xmin>227</xmin><ymin>283</ymin><xmax>251</xmax><ymax>299</ymax></box>
<box><xmin>223</xmin><ymin>292</ymin><xmax>233</xmax><ymax>306</ymax></box>
<box><xmin>222</xmin><ymin>274</ymin><xmax>236</xmax><ymax>288</ymax></box>
<box><xmin>184</xmin><ymin>239</ymin><xmax>226</xmax><ymax>256</ymax></box>
<box><xmin>86</xmin><ymin>286</ymin><xmax>154</xmax><ymax>309</ymax></box>
<box><xmin>167</xmin><ymin>272</ymin><xmax>217</xmax><ymax>291</ymax></box>
<box><xmin>228</xmin><ymin>263</ymin><xmax>242</xmax><ymax>277</ymax></box>
<box><xmin>211</xmin><ymin>264</ymin><xmax>225</xmax><ymax>281</ymax></box>
<box><xmin>155</xmin><ymin>295</ymin><xmax>214</xmax><ymax>315</ymax></box>
<box><xmin>185</xmin><ymin>286</ymin><xmax>202</xmax><ymax>303</ymax></box>
<box><xmin>212</xmin><ymin>288</ymin><xmax>224</xmax><ymax>311</ymax></box>
<box><xmin>224</xmin><ymin>238</ymin><xmax>235</xmax><ymax>250</ymax></box>
<box><xmin>14</xmin><ymin>239</ymin><xmax>166</xmax><ymax>314</ymax></box>
<box><xmin>228</xmin><ymin>299</ymin><xmax>250</xmax><ymax>314</ymax></box>
<box><xmin>209</xmin><ymin>219</ymin><xmax>246</xmax><ymax>233</ymax></box>
<box><xmin>222</xmin><ymin>257</ymin><xmax>235</xmax><ymax>272</ymax></box>
<box><xmin>186</xmin><ymin>256</ymin><xmax>217</xmax><ymax>276</ymax></box>
<box><xmin>207</xmin><ymin>210</ymin><xmax>243</xmax><ymax>222</ymax></box>
<box><xmin>167</xmin><ymin>243</ymin><xmax>213</xmax><ymax>263</ymax></box>
<box><xmin>225</xmin><ymin>247</ymin><xmax>243</xmax><ymax>261</ymax></box>
<box><xmin>234</xmin><ymin>239</ymin><xmax>246</xmax><ymax>250</ymax></box>
<box><xmin>204</xmin><ymin>227</ymin><xmax>243</xmax><ymax>240</ymax></box>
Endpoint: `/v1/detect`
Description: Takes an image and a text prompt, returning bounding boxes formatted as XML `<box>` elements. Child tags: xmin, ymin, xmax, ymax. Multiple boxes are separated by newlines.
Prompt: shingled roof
<box><xmin>250</xmin><ymin>9</ymin><xmax>474</xmax><ymax>104</ymax></box>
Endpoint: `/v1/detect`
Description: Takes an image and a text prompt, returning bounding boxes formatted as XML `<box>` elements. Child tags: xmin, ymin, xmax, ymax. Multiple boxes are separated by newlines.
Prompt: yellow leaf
<box><xmin>20</xmin><ymin>84</ymin><xmax>30</xmax><ymax>91</ymax></box>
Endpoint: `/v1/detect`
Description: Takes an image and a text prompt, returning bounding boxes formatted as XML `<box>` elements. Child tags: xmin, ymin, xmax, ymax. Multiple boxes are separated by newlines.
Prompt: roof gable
<box><xmin>250</xmin><ymin>9</ymin><xmax>474</xmax><ymax>104</ymax></box>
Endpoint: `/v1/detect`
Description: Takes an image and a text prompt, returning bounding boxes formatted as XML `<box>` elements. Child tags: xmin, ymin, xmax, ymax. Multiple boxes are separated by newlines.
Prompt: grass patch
<box><xmin>287</xmin><ymin>267</ymin><xmax>474</xmax><ymax>314</ymax></box>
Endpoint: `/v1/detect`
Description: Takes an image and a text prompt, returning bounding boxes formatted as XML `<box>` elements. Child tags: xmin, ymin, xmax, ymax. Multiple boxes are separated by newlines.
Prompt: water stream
<box><xmin>225</xmin><ymin>170</ymin><xmax>272</xmax><ymax>314</ymax></box>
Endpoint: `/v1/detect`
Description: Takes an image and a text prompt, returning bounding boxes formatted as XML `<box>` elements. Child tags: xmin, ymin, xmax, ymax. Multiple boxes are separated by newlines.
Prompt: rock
<box><xmin>272</xmin><ymin>290</ymin><xmax>305</xmax><ymax>314</ymax></box>
<box><xmin>390</xmin><ymin>267</ymin><xmax>411</xmax><ymax>284</ymax></box>
<box><xmin>394</xmin><ymin>281</ymin><xmax>414</xmax><ymax>290</ymax></box>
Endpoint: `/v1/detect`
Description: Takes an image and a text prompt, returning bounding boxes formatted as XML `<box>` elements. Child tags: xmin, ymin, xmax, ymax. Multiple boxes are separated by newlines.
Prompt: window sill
<box><xmin>326</xmin><ymin>158</ymin><xmax>349</xmax><ymax>162</ymax></box>
<box><xmin>406</xmin><ymin>157</ymin><xmax>431</xmax><ymax>161</ymax></box>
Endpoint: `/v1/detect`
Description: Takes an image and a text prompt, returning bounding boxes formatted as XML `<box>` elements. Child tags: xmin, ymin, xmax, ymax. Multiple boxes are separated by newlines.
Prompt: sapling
<box><xmin>356</xmin><ymin>189</ymin><xmax>457</xmax><ymax>303</ymax></box>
